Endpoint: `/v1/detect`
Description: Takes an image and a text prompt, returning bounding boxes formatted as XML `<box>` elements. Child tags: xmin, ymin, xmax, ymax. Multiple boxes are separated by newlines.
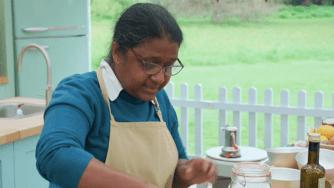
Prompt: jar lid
<box><xmin>225</xmin><ymin>127</ymin><xmax>238</xmax><ymax>131</ymax></box>
<box><xmin>308</xmin><ymin>133</ymin><xmax>321</xmax><ymax>142</ymax></box>
<box><xmin>323</xmin><ymin>117</ymin><xmax>334</xmax><ymax>125</ymax></box>
<box><xmin>231</xmin><ymin>162</ymin><xmax>271</xmax><ymax>177</ymax></box>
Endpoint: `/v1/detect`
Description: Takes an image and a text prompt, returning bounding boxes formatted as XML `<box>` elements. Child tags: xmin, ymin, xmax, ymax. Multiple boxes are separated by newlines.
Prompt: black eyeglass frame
<box><xmin>130</xmin><ymin>48</ymin><xmax>184</xmax><ymax>76</ymax></box>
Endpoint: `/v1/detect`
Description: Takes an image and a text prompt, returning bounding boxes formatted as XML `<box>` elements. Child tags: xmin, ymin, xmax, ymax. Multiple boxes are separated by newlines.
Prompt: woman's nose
<box><xmin>150</xmin><ymin>69</ymin><xmax>165</xmax><ymax>84</ymax></box>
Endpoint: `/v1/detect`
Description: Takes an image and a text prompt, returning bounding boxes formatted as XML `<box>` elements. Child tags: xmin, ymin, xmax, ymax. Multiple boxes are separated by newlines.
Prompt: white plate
<box><xmin>206</xmin><ymin>146</ymin><xmax>268</xmax><ymax>162</ymax></box>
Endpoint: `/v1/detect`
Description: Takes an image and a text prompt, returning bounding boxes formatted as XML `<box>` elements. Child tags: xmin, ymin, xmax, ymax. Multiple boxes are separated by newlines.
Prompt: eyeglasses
<box><xmin>130</xmin><ymin>48</ymin><xmax>184</xmax><ymax>76</ymax></box>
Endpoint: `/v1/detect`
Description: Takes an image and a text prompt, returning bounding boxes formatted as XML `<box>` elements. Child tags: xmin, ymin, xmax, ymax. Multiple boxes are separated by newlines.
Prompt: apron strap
<box><xmin>152</xmin><ymin>98</ymin><xmax>164</xmax><ymax>122</ymax></box>
<box><xmin>96</xmin><ymin>67</ymin><xmax>114</xmax><ymax>121</ymax></box>
<box><xmin>97</xmin><ymin>67</ymin><xmax>164</xmax><ymax>123</ymax></box>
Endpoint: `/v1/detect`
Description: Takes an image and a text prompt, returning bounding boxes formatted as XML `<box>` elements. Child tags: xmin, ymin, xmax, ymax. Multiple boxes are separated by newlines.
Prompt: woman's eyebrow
<box><xmin>148</xmin><ymin>57</ymin><xmax>177</xmax><ymax>62</ymax></box>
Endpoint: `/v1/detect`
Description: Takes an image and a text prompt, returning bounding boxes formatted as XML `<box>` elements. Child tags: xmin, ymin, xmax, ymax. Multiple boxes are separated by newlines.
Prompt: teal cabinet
<box><xmin>14</xmin><ymin>135</ymin><xmax>48</xmax><ymax>188</ymax></box>
<box><xmin>15</xmin><ymin>36</ymin><xmax>89</xmax><ymax>99</ymax></box>
<box><xmin>12</xmin><ymin>0</ymin><xmax>88</xmax><ymax>38</ymax></box>
<box><xmin>0</xmin><ymin>136</ymin><xmax>49</xmax><ymax>188</ymax></box>
<box><xmin>13</xmin><ymin>0</ymin><xmax>91</xmax><ymax>99</ymax></box>
<box><xmin>0</xmin><ymin>0</ymin><xmax>91</xmax><ymax>100</ymax></box>
<box><xmin>0</xmin><ymin>142</ymin><xmax>14</xmax><ymax>188</ymax></box>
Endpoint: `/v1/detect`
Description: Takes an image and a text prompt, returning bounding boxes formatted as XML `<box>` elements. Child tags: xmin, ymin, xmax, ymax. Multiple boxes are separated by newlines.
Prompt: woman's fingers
<box><xmin>202</xmin><ymin>160</ymin><xmax>210</xmax><ymax>173</ymax></box>
<box><xmin>177</xmin><ymin>164</ymin><xmax>192</xmax><ymax>180</ymax></box>
<box><xmin>194</xmin><ymin>160</ymin><xmax>218</xmax><ymax>184</ymax></box>
<box><xmin>206</xmin><ymin>162</ymin><xmax>217</xmax><ymax>184</ymax></box>
<box><xmin>210</xmin><ymin>162</ymin><xmax>218</xmax><ymax>176</ymax></box>
<box><xmin>177</xmin><ymin>159</ymin><xmax>219</xmax><ymax>186</ymax></box>
<box><xmin>184</xmin><ymin>167</ymin><xmax>194</xmax><ymax>180</ymax></box>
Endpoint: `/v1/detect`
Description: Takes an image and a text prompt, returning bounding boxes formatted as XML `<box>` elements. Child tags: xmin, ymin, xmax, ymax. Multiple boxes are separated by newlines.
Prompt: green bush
<box><xmin>223</xmin><ymin>17</ymin><xmax>242</xmax><ymax>25</ymax></box>
<box><xmin>322</xmin><ymin>10</ymin><xmax>334</xmax><ymax>16</ymax></box>
<box><xmin>294</xmin><ymin>6</ymin><xmax>306</xmax><ymax>12</ymax></box>
<box><xmin>91</xmin><ymin>0</ymin><xmax>123</xmax><ymax>20</ymax></box>
<box><xmin>275</xmin><ymin>4</ymin><xmax>334</xmax><ymax>18</ymax></box>
<box><xmin>282</xmin><ymin>0</ymin><xmax>334</xmax><ymax>5</ymax></box>
<box><xmin>278</xmin><ymin>11</ymin><xmax>291</xmax><ymax>18</ymax></box>
<box><xmin>150</xmin><ymin>0</ymin><xmax>285</xmax><ymax>24</ymax></box>
<box><xmin>289</xmin><ymin>0</ymin><xmax>307</xmax><ymax>5</ymax></box>
<box><xmin>90</xmin><ymin>0</ymin><xmax>144</xmax><ymax>20</ymax></box>
<box><xmin>323</xmin><ymin>0</ymin><xmax>334</xmax><ymax>5</ymax></box>
<box><xmin>310</xmin><ymin>11</ymin><xmax>317</xmax><ymax>17</ymax></box>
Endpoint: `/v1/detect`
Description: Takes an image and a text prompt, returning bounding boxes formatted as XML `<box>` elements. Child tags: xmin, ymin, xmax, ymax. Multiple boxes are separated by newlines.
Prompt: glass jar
<box><xmin>230</xmin><ymin>162</ymin><xmax>272</xmax><ymax>188</ymax></box>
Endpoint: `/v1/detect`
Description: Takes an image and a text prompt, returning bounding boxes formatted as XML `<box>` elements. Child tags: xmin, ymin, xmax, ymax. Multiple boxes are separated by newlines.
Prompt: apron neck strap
<box><xmin>152</xmin><ymin>98</ymin><xmax>163</xmax><ymax>122</ymax></box>
<box><xmin>96</xmin><ymin>67</ymin><xmax>114</xmax><ymax>121</ymax></box>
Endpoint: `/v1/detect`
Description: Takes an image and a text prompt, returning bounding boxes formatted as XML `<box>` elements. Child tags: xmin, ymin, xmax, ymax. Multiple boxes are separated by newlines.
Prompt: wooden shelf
<box><xmin>0</xmin><ymin>76</ymin><xmax>8</xmax><ymax>84</ymax></box>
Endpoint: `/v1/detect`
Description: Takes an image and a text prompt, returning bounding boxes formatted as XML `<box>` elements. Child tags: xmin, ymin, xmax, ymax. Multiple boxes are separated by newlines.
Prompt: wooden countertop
<box><xmin>0</xmin><ymin>97</ymin><xmax>45</xmax><ymax>146</ymax></box>
<box><xmin>0</xmin><ymin>76</ymin><xmax>9</xmax><ymax>84</ymax></box>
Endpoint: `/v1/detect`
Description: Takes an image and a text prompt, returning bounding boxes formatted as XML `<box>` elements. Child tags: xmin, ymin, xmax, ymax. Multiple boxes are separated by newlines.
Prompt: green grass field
<box><xmin>91</xmin><ymin>9</ymin><xmax>334</xmax><ymax>155</ymax></box>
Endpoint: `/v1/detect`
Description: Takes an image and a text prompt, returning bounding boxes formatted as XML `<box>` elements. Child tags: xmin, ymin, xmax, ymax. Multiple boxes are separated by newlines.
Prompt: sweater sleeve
<box><xmin>169</xmin><ymin>106</ymin><xmax>188</xmax><ymax>160</ymax></box>
<box><xmin>35</xmin><ymin>74</ymin><xmax>97</xmax><ymax>188</ymax></box>
<box><xmin>158</xmin><ymin>90</ymin><xmax>188</xmax><ymax>160</ymax></box>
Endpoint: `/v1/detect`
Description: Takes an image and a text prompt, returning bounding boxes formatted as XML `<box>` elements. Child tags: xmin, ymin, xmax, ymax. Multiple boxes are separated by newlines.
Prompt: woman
<box><xmin>36</xmin><ymin>3</ymin><xmax>217</xmax><ymax>188</ymax></box>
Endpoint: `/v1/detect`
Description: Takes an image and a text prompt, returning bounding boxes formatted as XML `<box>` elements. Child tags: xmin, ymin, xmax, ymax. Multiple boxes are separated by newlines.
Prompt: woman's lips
<box><xmin>145</xmin><ymin>86</ymin><xmax>159</xmax><ymax>93</ymax></box>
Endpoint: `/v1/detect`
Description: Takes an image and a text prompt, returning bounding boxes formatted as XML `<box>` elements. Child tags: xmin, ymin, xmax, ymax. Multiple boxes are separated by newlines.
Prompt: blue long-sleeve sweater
<box><xmin>35</xmin><ymin>71</ymin><xmax>187</xmax><ymax>188</ymax></box>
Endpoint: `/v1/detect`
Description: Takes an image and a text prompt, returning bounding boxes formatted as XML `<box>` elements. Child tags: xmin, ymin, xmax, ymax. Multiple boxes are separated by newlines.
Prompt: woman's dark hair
<box><xmin>107</xmin><ymin>3</ymin><xmax>183</xmax><ymax>64</ymax></box>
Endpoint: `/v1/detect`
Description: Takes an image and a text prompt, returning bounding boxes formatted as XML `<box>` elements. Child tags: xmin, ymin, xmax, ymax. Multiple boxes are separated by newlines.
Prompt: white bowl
<box><xmin>295</xmin><ymin>148</ymin><xmax>334</xmax><ymax>181</ymax></box>
<box><xmin>270</xmin><ymin>167</ymin><xmax>300</xmax><ymax>188</ymax></box>
<box><xmin>266</xmin><ymin>147</ymin><xmax>307</xmax><ymax>169</ymax></box>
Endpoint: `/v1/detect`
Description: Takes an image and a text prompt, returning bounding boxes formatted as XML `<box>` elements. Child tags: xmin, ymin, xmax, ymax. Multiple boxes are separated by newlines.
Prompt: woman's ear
<box><xmin>111</xmin><ymin>42</ymin><xmax>121</xmax><ymax>65</ymax></box>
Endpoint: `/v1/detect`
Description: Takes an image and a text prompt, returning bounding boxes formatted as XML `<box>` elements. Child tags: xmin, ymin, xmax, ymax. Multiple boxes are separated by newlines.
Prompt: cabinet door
<box><xmin>14</xmin><ymin>135</ymin><xmax>48</xmax><ymax>188</ymax></box>
<box><xmin>15</xmin><ymin>36</ymin><xmax>89</xmax><ymax>99</ymax></box>
<box><xmin>0</xmin><ymin>142</ymin><xmax>14</xmax><ymax>188</ymax></box>
<box><xmin>12</xmin><ymin>0</ymin><xmax>89</xmax><ymax>38</ymax></box>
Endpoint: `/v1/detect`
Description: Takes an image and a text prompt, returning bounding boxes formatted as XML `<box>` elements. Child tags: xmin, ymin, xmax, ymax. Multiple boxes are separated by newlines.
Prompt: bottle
<box><xmin>300</xmin><ymin>133</ymin><xmax>326</xmax><ymax>188</ymax></box>
<box><xmin>16</xmin><ymin>104</ymin><xmax>24</xmax><ymax>117</ymax></box>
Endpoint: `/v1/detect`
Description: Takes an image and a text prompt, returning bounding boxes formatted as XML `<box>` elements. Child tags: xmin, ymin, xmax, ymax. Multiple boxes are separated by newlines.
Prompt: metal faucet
<box><xmin>18</xmin><ymin>44</ymin><xmax>53</xmax><ymax>107</ymax></box>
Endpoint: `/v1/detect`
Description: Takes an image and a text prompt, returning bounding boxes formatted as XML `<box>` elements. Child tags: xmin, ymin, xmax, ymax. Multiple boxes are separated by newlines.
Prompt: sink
<box><xmin>0</xmin><ymin>103</ymin><xmax>45</xmax><ymax>119</ymax></box>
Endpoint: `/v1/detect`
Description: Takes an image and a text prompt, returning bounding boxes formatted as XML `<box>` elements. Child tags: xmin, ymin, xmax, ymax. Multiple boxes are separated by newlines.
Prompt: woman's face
<box><xmin>113</xmin><ymin>37</ymin><xmax>180</xmax><ymax>102</ymax></box>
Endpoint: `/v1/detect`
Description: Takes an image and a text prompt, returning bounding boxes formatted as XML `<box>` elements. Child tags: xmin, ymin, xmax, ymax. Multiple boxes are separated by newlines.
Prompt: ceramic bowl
<box><xmin>295</xmin><ymin>148</ymin><xmax>334</xmax><ymax>181</ymax></box>
<box><xmin>266</xmin><ymin>147</ymin><xmax>307</xmax><ymax>169</ymax></box>
<box><xmin>270</xmin><ymin>167</ymin><xmax>300</xmax><ymax>188</ymax></box>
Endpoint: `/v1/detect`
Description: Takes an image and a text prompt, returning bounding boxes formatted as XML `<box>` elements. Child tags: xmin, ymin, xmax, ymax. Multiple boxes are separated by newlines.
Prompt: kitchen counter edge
<box><xmin>0</xmin><ymin>97</ymin><xmax>45</xmax><ymax>146</ymax></box>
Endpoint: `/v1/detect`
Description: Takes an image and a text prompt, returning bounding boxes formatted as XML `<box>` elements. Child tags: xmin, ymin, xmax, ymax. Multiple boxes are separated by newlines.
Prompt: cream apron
<box><xmin>96</xmin><ymin>68</ymin><xmax>179</xmax><ymax>188</ymax></box>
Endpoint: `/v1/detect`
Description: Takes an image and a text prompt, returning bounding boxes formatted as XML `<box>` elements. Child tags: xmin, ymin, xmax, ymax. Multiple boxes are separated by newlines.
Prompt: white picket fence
<box><xmin>165</xmin><ymin>81</ymin><xmax>334</xmax><ymax>159</ymax></box>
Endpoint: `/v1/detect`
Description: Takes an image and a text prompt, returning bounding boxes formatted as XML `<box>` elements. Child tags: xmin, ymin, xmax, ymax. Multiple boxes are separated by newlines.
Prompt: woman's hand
<box><xmin>143</xmin><ymin>182</ymin><xmax>162</xmax><ymax>188</ymax></box>
<box><xmin>174</xmin><ymin>158</ymin><xmax>218</xmax><ymax>187</ymax></box>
